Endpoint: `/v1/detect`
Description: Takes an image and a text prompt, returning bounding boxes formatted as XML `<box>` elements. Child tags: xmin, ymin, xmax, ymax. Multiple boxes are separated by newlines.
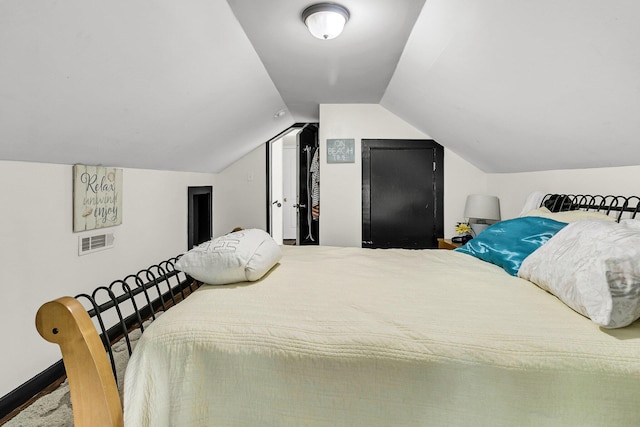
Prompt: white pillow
<box><xmin>518</xmin><ymin>219</ymin><xmax>640</xmax><ymax>328</ymax></box>
<box><xmin>522</xmin><ymin>207</ymin><xmax>616</xmax><ymax>223</ymax></box>
<box><xmin>176</xmin><ymin>229</ymin><xmax>282</xmax><ymax>285</ymax></box>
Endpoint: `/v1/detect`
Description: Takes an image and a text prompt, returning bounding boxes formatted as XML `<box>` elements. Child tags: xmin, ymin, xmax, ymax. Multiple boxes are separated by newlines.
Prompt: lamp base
<box><xmin>471</xmin><ymin>223</ymin><xmax>490</xmax><ymax>236</ymax></box>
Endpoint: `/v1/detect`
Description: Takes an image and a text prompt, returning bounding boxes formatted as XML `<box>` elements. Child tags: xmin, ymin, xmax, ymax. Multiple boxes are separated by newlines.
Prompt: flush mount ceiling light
<box><xmin>302</xmin><ymin>3</ymin><xmax>350</xmax><ymax>40</ymax></box>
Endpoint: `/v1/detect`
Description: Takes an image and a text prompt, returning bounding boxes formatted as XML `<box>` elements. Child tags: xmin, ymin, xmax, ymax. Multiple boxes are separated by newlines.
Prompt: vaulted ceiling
<box><xmin>1</xmin><ymin>0</ymin><xmax>639</xmax><ymax>173</ymax></box>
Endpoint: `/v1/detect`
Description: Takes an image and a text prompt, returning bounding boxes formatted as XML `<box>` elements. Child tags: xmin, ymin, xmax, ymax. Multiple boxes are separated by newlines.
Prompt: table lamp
<box><xmin>464</xmin><ymin>194</ymin><xmax>501</xmax><ymax>236</ymax></box>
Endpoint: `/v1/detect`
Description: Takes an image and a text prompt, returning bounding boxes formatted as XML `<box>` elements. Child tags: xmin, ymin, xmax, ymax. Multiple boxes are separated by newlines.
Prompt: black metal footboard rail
<box><xmin>541</xmin><ymin>194</ymin><xmax>640</xmax><ymax>221</ymax></box>
<box><xmin>1</xmin><ymin>256</ymin><xmax>201</xmax><ymax>422</ymax></box>
<box><xmin>74</xmin><ymin>255</ymin><xmax>200</xmax><ymax>386</ymax></box>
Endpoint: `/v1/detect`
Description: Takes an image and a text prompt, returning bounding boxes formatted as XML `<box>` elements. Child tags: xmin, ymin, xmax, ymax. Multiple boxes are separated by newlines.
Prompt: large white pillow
<box><xmin>176</xmin><ymin>229</ymin><xmax>282</xmax><ymax>285</ymax></box>
<box><xmin>521</xmin><ymin>207</ymin><xmax>616</xmax><ymax>223</ymax></box>
<box><xmin>518</xmin><ymin>219</ymin><xmax>640</xmax><ymax>328</ymax></box>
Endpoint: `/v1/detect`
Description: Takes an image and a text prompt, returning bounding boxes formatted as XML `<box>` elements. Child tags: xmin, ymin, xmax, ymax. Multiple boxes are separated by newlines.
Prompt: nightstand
<box><xmin>437</xmin><ymin>238</ymin><xmax>462</xmax><ymax>250</ymax></box>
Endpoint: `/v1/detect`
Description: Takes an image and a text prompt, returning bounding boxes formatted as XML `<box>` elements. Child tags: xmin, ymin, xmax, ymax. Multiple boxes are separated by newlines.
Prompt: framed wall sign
<box><xmin>327</xmin><ymin>138</ymin><xmax>355</xmax><ymax>163</ymax></box>
<box><xmin>73</xmin><ymin>165</ymin><xmax>123</xmax><ymax>232</ymax></box>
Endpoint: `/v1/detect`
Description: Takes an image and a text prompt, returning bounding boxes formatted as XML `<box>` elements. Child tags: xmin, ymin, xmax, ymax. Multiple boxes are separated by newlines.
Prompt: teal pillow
<box><xmin>454</xmin><ymin>217</ymin><xmax>568</xmax><ymax>276</ymax></box>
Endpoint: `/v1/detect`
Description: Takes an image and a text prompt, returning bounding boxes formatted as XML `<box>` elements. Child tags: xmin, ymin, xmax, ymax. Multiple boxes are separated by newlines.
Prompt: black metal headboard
<box><xmin>540</xmin><ymin>194</ymin><xmax>640</xmax><ymax>221</ymax></box>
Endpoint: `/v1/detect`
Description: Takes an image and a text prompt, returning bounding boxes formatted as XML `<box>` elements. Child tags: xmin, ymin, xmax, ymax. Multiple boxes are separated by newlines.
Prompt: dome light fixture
<box><xmin>302</xmin><ymin>3</ymin><xmax>350</xmax><ymax>40</ymax></box>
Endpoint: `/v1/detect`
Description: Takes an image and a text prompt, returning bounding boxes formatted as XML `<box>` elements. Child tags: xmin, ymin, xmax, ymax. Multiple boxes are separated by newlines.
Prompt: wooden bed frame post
<box><xmin>36</xmin><ymin>297</ymin><xmax>123</xmax><ymax>427</ymax></box>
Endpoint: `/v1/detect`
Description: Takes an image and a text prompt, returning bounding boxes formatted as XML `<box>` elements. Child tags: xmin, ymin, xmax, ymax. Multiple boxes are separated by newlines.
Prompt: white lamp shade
<box><xmin>464</xmin><ymin>194</ymin><xmax>501</xmax><ymax>221</ymax></box>
<box><xmin>303</xmin><ymin>4</ymin><xmax>349</xmax><ymax>40</ymax></box>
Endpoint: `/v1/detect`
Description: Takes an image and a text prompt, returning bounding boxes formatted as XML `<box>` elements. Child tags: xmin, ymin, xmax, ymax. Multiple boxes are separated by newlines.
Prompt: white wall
<box><xmin>319</xmin><ymin>104</ymin><xmax>487</xmax><ymax>246</ymax></box>
<box><xmin>488</xmin><ymin>165</ymin><xmax>640</xmax><ymax>220</ymax></box>
<box><xmin>0</xmin><ymin>160</ymin><xmax>216</xmax><ymax>397</ymax></box>
<box><xmin>213</xmin><ymin>144</ymin><xmax>267</xmax><ymax>238</ymax></box>
<box><xmin>443</xmin><ymin>148</ymin><xmax>489</xmax><ymax>237</ymax></box>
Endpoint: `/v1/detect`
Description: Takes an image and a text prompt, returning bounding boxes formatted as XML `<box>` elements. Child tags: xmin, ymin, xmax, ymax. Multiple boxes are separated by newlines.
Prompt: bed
<box><xmin>36</xmin><ymin>194</ymin><xmax>640</xmax><ymax>427</ymax></box>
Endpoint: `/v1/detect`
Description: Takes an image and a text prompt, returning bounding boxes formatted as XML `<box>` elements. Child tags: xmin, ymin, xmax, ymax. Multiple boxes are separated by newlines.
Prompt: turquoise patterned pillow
<box><xmin>455</xmin><ymin>217</ymin><xmax>567</xmax><ymax>276</ymax></box>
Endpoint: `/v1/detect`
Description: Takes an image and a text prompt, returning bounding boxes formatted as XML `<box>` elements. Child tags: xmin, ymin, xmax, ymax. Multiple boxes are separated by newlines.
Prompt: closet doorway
<box><xmin>362</xmin><ymin>139</ymin><xmax>444</xmax><ymax>249</ymax></box>
<box><xmin>187</xmin><ymin>186</ymin><xmax>212</xmax><ymax>250</ymax></box>
<box><xmin>267</xmin><ymin>124</ymin><xmax>319</xmax><ymax>246</ymax></box>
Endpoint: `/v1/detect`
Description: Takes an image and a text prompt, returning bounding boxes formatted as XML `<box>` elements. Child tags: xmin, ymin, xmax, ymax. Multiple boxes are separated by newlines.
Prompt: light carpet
<box><xmin>5</xmin><ymin>324</ymin><xmax>146</xmax><ymax>426</ymax></box>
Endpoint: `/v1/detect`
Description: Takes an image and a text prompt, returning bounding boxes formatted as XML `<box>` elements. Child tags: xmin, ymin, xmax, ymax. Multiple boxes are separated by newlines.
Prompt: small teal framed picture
<box><xmin>327</xmin><ymin>138</ymin><xmax>355</xmax><ymax>163</ymax></box>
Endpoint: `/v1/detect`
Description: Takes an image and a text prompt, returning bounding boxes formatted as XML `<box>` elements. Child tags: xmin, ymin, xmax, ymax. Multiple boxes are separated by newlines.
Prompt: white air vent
<box><xmin>78</xmin><ymin>233</ymin><xmax>115</xmax><ymax>256</ymax></box>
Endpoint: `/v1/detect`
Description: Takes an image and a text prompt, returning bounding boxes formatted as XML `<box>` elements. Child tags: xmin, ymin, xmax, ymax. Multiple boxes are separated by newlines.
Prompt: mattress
<box><xmin>124</xmin><ymin>246</ymin><xmax>640</xmax><ymax>426</ymax></box>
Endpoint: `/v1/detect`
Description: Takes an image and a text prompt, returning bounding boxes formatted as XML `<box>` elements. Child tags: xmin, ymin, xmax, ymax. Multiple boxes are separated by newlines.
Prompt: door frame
<box><xmin>265</xmin><ymin>124</ymin><xmax>306</xmax><ymax>236</ymax></box>
<box><xmin>269</xmin><ymin>137</ymin><xmax>285</xmax><ymax>244</ymax></box>
<box><xmin>187</xmin><ymin>186</ymin><xmax>213</xmax><ymax>250</ymax></box>
<box><xmin>361</xmin><ymin>139</ymin><xmax>444</xmax><ymax>249</ymax></box>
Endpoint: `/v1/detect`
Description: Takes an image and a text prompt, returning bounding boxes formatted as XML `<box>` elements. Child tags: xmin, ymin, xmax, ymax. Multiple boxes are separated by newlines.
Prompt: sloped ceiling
<box><xmin>1</xmin><ymin>0</ymin><xmax>639</xmax><ymax>173</ymax></box>
<box><xmin>383</xmin><ymin>0</ymin><xmax>640</xmax><ymax>173</ymax></box>
<box><xmin>0</xmin><ymin>0</ymin><xmax>294</xmax><ymax>173</ymax></box>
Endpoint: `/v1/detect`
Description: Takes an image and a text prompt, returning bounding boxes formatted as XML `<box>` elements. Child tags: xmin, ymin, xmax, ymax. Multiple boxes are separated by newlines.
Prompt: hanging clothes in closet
<box><xmin>298</xmin><ymin>123</ymin><xmax>319</xmax><ymax>246</ymax></box>
<box><xmin>310</xmin><ymin>147</ymin><xmax>320</xmax><ymax>221</ymax></box>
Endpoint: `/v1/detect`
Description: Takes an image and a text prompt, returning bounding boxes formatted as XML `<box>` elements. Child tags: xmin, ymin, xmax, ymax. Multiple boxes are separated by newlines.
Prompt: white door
<box><xmin>270</xmin><ymin>138</ymin><xmax>284</xmax><ymax>245</ymax></box>
<box><xmin>283</xmin><ymin>146</ymin><xmax>297</xmax><ymax>240</ymax></box>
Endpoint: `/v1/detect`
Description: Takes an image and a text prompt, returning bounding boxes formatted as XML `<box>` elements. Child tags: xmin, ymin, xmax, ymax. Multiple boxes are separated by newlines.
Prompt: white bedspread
<box><xmin>124</xmin><ymin>246</ymin><xmax>640</xmax><ymax>426</ymax></box>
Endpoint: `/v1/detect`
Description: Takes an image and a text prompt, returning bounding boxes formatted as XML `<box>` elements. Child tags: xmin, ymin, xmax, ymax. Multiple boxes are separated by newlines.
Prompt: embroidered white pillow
<box><xmin>518</xmin><ymin>219</ymin><xmax>640</xmax><ymax>328</ymax></box>
<box><xmin>176</xmin><ymin>229</ymin><xmax>282</xmax><ymax>285</ymax></box>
